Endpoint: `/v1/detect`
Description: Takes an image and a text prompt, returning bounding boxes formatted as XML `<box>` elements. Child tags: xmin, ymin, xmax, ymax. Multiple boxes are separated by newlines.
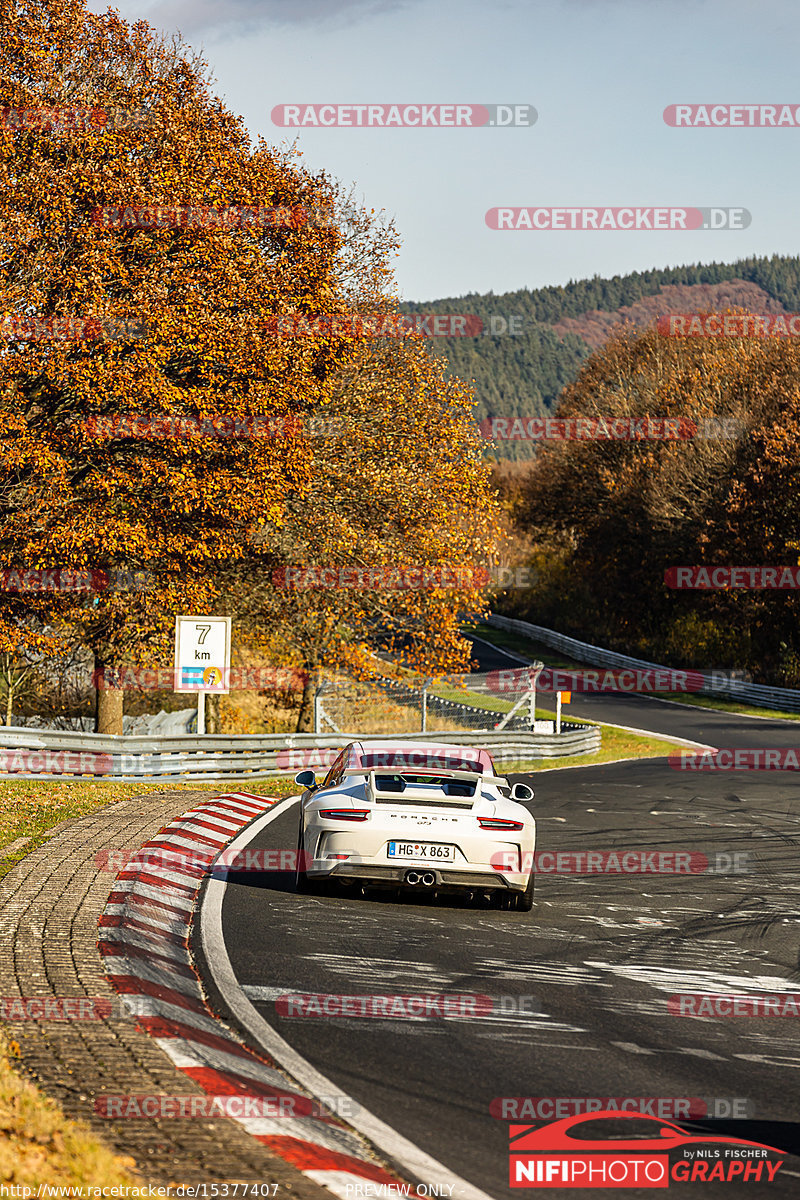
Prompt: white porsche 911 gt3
<box><xmin>294</xmin><ymin>739</ymin><xmax>536</xmax><ymax>910</ymax></box>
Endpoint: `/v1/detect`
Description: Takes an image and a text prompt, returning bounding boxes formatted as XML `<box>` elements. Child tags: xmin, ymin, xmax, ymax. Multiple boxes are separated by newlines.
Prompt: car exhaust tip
<box><xmin>406</xmin><ymin>870</ymin><xmax>421</xmax><ymax>886</ymax></box>
<box><xmin>420</xmin><ymin>872</ymin><xmax>436</xmax><ymax>887</ymax></box>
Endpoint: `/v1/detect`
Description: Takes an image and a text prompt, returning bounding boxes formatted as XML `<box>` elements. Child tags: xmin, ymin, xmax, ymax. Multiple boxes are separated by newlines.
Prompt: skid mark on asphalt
<box><xmin>300</xmin><ymin>954</ymin><xmax>455</xmax><ymax>990</ymax></box>
<box><xmin>473</xmin><ymin>960</ymin><xmax>609</xmax><ymax>987</ymax></box>
<box><xmin>601</xmin><ymin>999</ymin><xmax>673</xmax><ymax>1018</ymax></box>
<box><xmin>243</xmin><ymin>984</ymin><xmax>587</xmax><ymax>1036</ymax></box>
<box><xmin>585</xmin><ymin>959</ymin><xmax>798</xmax><ymax>994</ymax></box>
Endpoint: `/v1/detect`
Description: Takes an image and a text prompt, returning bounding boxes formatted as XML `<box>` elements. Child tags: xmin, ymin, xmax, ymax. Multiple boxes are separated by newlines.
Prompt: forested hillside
<box><xmin>403</xmin><ymin>256</ymin><xmax>800</xmax><ymax>458</ymax></box>
<box><xmin>497</xmin><ymin>322</ymin><xmax>800</xmax><ymax>685</ymax></box>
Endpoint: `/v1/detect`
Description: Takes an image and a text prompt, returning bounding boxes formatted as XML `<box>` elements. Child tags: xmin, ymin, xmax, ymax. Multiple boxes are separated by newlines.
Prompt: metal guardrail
<box><xmin>487</xmin><ymin>614</ymin><xmax>800</xmax><ymax>714</ymax></box>
<box><xmin>0</xmin><ymin>725</ymin><xmax>601</xmax><ymax>781</ymax></box>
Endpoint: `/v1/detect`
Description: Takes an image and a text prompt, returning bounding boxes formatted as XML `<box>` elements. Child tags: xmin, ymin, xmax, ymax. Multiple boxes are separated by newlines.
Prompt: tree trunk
<box><xmin>295</xmin><ymin>671</ymin><xmax>317</xmax><ymax>732</ymax></box>
<box><xmin>206</xmin><ymin>693</ymin><xmax>220</xmax><ymax>734</ymax></box>
<box><xmin>5</xmin><ymin>683</ymin><xmax>12</xmax><ymax>728</ymax></box>
<box><xmin>95</xmin><ymin>659</ymin><xmax>124</xmax><ymax>734</ymax></box>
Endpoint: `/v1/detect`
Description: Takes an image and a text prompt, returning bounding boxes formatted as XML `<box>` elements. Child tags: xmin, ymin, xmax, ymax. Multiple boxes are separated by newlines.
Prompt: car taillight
<box><xmin>478</xmin><ymin>817</ymin><xmax>524</xmax><ymax>831</ymax></box>
<box><xmin>319</xmin><ymin>809</ymin><xmax>370</xmax><ymax>821</ymax></box>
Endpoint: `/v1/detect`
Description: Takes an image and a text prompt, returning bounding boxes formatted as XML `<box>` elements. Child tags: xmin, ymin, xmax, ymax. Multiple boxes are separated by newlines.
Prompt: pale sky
<box><xmin>86</xmin><ymin>0</ymin><xmax>800</xmax><ymax>301</ymax></box>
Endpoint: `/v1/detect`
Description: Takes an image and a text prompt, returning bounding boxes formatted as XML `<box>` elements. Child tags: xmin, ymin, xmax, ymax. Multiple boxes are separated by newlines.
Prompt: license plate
<box><xmin>387</xmin><ymin>841</ymin><xmax>455</xmax><ymax>862</ymax></box>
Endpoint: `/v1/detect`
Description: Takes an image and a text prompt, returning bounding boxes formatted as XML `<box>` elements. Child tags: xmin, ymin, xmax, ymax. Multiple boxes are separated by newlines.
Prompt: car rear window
<box><xmin>374</xmin><ymin>774</ymin><xmax>477</xmax><ymax>796</ymax></box>
<box><xmin>361</xmin><ymin>753</ymin><xmax>485</xmax><ymax>773</ymax></box>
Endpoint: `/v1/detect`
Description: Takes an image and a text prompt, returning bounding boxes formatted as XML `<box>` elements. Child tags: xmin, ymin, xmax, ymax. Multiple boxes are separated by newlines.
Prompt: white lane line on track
<box><xmin>200</xmin><ymin>796</ymin><xmax>495</xmax><ymax>1200</ymax></box>
<box><xmin>576</xmin><ymin>719</ymin><xmax>717</xmax><ymax>752</ymax></box>
<box><xmin>468</xmin><ymin>633</ymin><xmax>533</xmax><ymax>666</ymax></box>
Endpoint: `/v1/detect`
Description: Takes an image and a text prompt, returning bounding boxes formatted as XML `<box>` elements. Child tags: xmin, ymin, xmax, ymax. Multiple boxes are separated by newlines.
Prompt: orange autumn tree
<box><xmin>0</xmin><ymin>0</ymin><xmax>365</xmax><ymax>730</ymax></box>
<box><xmin>226</xmin><ymin>335</ymin><xmax>504</xmax><ymax>730</ymax></box>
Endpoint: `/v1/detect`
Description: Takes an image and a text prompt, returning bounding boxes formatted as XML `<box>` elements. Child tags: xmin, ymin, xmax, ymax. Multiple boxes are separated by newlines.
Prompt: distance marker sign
<box><xmin>174</xmin><ymin>616</ymin><xmax>231</xmax><ymax>694</ymax></box>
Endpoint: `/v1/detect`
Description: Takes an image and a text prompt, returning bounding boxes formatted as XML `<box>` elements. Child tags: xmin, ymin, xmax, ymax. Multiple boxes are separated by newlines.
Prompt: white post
<box><xmin>421</xmin><ymin>686</ymin><xmax>428</xmax><ymax>733</ymax></box>
<box><xmin>556</xmin><ymin>691</ymin><xmax>562</xmax><ymax>735</ymax></box>
<box><xmin>197</xmin><ymin>691</ymin><xmax>205</xmax><ymax>734</ymax></box>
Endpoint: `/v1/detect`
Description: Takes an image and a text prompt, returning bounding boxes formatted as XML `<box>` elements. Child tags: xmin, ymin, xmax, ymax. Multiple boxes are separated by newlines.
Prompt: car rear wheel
<box><xmin>295</xmin><ymin>823</ymin><xmax>310</xmax><ymax>893</ymax></box>
<box><xmin>515</xmin><ymin>869</ymin><xmax>535</xmax><ymax>912</ymax></box>
<box><xmin>295</xmin><ymin>824</ymin><xmax>331</xmax><ymax>896</ymax></box>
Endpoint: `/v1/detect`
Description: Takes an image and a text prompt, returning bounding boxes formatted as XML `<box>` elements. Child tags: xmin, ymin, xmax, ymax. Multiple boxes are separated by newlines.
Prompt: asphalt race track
<box><xmin>198</xmin><ymin>640</ymin><xmax>800</xmax><ymax>1198</ymax></box>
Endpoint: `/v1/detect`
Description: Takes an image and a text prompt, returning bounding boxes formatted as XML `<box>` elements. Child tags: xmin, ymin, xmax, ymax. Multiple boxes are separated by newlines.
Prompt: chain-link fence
<box><xmin>311</xmin><ymin>664</ymin><xmax>572</xmax><ymax>735</ymax></box>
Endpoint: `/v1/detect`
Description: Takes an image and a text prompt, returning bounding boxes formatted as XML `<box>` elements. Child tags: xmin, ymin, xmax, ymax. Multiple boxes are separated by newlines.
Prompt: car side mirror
<box><xmin>510</xmin><ymin>782</ymin><xmax>534</xmax><ymax>802</ymax></box>
<box><xmin>295</xmin><ymin>769</ymin><xmax>317</xmax><ymax>790</ymax></box>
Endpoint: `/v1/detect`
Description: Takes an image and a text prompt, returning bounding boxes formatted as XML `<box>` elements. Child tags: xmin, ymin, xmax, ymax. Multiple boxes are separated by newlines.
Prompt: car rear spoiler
<box><xmin>341</xmin><ymin>767</ymin><xmax>510</xmax><ymax>805</ymax></box>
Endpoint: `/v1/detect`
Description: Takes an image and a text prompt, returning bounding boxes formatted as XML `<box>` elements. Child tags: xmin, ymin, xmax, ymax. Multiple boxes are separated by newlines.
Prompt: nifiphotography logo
<box><xmin>509</xmin><ymin>1110</ymin><xmax>786</xmax><ymax>1188</ymax></box>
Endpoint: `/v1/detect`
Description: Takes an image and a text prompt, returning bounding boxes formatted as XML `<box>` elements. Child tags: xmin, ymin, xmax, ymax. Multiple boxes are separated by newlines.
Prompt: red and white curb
<box><xmin>98</xmin><ymin>792</ymin><xmax>401</xmax><ymax>1197</ymax></box>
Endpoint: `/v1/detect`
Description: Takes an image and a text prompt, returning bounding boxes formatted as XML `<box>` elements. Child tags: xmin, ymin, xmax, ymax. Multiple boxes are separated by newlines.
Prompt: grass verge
<box><xmin>0</xmin><ymin>777</ymin><xmax>299</xmax><ymax>881</ymax></box>
<box><xmin>0</xmin><ymin>1029</ymin><xmax>137</xmax><ymax>1188</ymax></box>
<box><xmin>506</xmin><ymin>723</ymin><xmax>690</xmax><ymax>773</ymax></box>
